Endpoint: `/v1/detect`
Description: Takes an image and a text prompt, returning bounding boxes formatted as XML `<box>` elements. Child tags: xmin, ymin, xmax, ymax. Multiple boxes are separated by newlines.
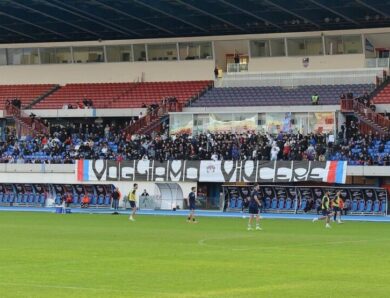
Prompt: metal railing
<box><xmin>227</xmin><ymin>63</ymin><xmax>248</xmax><ymax>73</ymax></box>
<box><xmin>218</xmin><ymin>68</ymin><xmax>385</xmax><ymax>88</ymax></box>
<box><xmin>365</xmin><ymin>58</ymin><xmax>390</xmax><ymax>68</ymax></box>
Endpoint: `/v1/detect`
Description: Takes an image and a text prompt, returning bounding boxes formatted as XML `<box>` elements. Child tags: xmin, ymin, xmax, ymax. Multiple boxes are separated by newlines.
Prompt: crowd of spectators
<box><xmin>1</xmin><ymin>119</ymin><xmax>389</xmax><ymax>165</ymax></box>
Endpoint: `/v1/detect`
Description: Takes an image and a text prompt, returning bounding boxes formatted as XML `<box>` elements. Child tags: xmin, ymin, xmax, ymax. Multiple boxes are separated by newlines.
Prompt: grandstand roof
<box><xmin>1</xmin><ymin>0</ymin><xmax>390</xmax><ymax>44</ymax></box>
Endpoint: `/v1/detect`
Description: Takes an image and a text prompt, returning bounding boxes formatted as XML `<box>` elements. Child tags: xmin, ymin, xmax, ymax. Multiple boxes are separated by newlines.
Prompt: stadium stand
<box><xmin>32</xmin><ymin>81</ymin><xmax>212</xmax><ymax>109</ymax></box>
<box><xmin>191</xmin><ymin>84</ymin><xmax>375</xmax><ymax>107</ymax></box>
<box><xmin>0</xmin><ymin>84</ymin><xmax>57</xmax><ymax>108</ymax></box>
<box><xmin>372</xmin><ymin>80</ymin><xmax>390</xmax><ymax>104</ymax></box>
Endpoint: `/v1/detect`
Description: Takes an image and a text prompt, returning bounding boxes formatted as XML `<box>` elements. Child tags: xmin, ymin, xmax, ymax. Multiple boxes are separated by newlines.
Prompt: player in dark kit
<box><xmin>247</xmin><ymin>184</ymin><xmax>262</xmax><ymax>231</ymax></box>
<box><xmin>187</xmin><ymin>187</ymin><xmax>197</xmax><ymax>223</ymax></box>
<box><xmin>312</xmin><ymin>190</ymin><xmax>333</xmax><ymax>228</ymax></box>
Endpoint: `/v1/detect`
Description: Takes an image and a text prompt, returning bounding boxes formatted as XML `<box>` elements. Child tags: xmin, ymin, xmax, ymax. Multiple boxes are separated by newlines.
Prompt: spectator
<box><xmin>81</xmin><ymin>194</ymin><xmax>90</xmax><ymax>208</ymax></box>
<box><xmin>111</xmin><ymin>187</ymin><xmax>120</xmax><ymax>210</ymax></box>
<box><xmin>311</xmin><ymin>93</ymin><xmax>319</xmax><ymax>105</ymax></box>
<box><xmin>214</xmin><ymin>66</ymin><xmax>219</xmax><ymax>79</ymax></box>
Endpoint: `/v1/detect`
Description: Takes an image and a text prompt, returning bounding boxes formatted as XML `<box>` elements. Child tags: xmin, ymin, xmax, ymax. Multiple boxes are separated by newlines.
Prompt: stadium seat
<box><xmin>292</xmin><ymin>198</ymin><xmax>299</xmax><ymax>210</ymax></box>
<box><xmin>22</xmin><ymin>193</ymin><xmax>29</xmax><ymax>204</ymax></box>
<box><xmin>97</xmin><ymin>194</ymin><xmax>104</xmax><ymax>205</ymax></box>
<box><xmin>285</xmin><ymin>198</ymin><xmax>292</xmax><ymax>209</ymax></box>
<box><xmin>265</xmin><ymin>197</ymin><xmax>271</xmax><ymax>209</ymax></box>
<box><xmin>4</xmin><ymin>193</ymin><xmax>10</xmax><ymax>203</ymax></box>
<box><xmin>380</xmin><ymin>200</ymin><xmax>387</xmax><ymax>213</ymax></box>
<box><xmin>365</xmin><ymin>200</ymin><xmax>373</xmax><ymax>212</ymax></box>
<box><xmin>55</xmin><ymin>193</ymin><xmax>62</xmax><ymax>205</ymax></box>
<box><xmin>229</xmin><ymin>198</ymin><xmax>236</xmax><ymax>209</ymax></box>
<box><xmin>278</xmin><ymin>198</ymin><xmax>285</xmax><ymax>209</ymax></box>
<box><xmin>236</xmin><ymin>198</ymin><xmax>243</xmax><ymax>209</ymax></box>
<box><xmin>39</xmin><ymin>194</ymin><xmax>46</xmax><ymax>205</ymax></box>
<box><xmin>16</xmin><ymin>193</ymin><xmax>22</xmax><ymax>203</ymax></box>
<box><xmin>73</xmin><ymin>194</ymin><xmax>79</xmax><ymax>204</ymax></box>
<box><xmin>300</xmin><ymin>198</ymin><xmax>307</xmax><ymax>210</ymax></box>
<box><xmin>104</xmin><ymin>195</ymin><xmax>111</xmax><ymax>205</ymax></box>
<box><xmin>271</xmin><ymin>198</ymin><xmax>278</xmax><ymax>209</ymax></box>
<box><xmin>358</xmin><ymin>199</ymin><xmax>366</xmax><ymax>212</ymax></box>
<box><xmin>352</xmin><ymin>200</ymin><xmax>358</xmax><ymax>212</ymax></box>
<box><xmin>0</xmin><ymin>193</ymin><xmax>3</xmax><ymax>202</ymax></box>
<box><xmin>28</xmin><ymin>193</ymin><xmax>34</xmax><ymax>204</ymax></box>
<box><xmin>373</xmin><ymin>200</ymin><xmax>380</xmax><ymax>212</ymax></box>
<box><xmin>9</xmin><ymin>193</ymin><xmax>15</xmax><ymax>203</ymax></box>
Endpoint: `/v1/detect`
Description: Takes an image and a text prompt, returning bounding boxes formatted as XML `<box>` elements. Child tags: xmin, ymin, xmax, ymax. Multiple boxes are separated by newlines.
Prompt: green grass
<box><xmin>0</xmin><ymin>212</ymin><xmax>389</xmax><ymax>298</ymax></box>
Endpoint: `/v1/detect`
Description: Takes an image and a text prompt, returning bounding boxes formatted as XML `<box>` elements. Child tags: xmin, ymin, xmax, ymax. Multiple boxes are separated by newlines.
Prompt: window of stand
<box><xmin>0</xmin><ymin>49</ymin><xmax>6</xmax><ymax>65</ymax></box>
<box><xmin>147</xmin><ymin>43</ymin><xmax>178</xmax><ymax>61</ymax></box>
<box><xmin>287</xmin><ymin>37</ymin><xmax>323</xmax><ymax>56</ymax></box>
<box><xmin>7</xmin><ymin>48</ymin><xmax>39</xmax><ymax>65</ymax></box>
<box><xmin>178</xmin><ymin>42</ymin><xmax>212</xmax><ymax>60</ymax></box>
<box><xmin>250</xmin><ymin>40</ymin><xmax>270</xmax><ymax>57</ymax></box>
<box><xmin>325</xmin><ymin>35</ymin><xmax>362</xmax><ymax>55</ymax></box>
<box><xmin>72</xmin><ymin>46</ymin><xmax>104</xmax><ymax>63</ymax></box>
<box><xmin>106</xmin><ymin>45</ymin><xmax>133</xmax><ymax>62</ymax></box>
<box><xmin>40</xmin><ymin>47</ymin><xmax>72</xmax><ymax>64</ymax></box>
<box><xmin>133</xmin><ymin>44</ymin><xmax>146</xmax><ymax>61</ymax></box>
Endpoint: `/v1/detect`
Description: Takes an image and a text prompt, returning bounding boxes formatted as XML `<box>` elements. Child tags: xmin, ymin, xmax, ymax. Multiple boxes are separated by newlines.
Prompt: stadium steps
<box><xmin>24</xmin><ymin>84</ymin><xmax>61</xmax><ymax>109</ymax></box>
<box><xmin>341</xmin><ymin>99</ymin><xmax>389</xmax><ymax>137</ymax></box>
<box><xmin>4</xmin><ymin>104</ymin><xmax>48</xmax><ymax>136</ymax></box>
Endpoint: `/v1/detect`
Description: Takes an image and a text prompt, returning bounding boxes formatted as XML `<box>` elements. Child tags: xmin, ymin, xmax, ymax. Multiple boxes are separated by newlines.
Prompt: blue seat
<box><xmin>381</xmin><ymin>200</ymin><xmax>387</xmax><ymax>213</ymax></box>
<box><xmin>229</xmin><ymin>198</ymin><xmax>236</xmax><ymax>209</ymax></box>
<box><xmin>265</xmin><ymin>197</ymin><xmax>271</xmax><ymax>209</ymax></box>
<box><xmin>300</xmin><ymin>198</ymin><xmax>307</xmax><ymax>210</ymax></box>
<box><xmin>365</xmin><ymin>200</ymin><xmax>373</xmax><ymax>212</ymax></box>
<box><xmin>0</xmin><ymin>193</ymin><xmax>3</xmax><ymax>202</ymax></box>
<box><xmin>4</xmin><ymin>193</ymin><xmax>10</xmax><ymax>203</ymax></box>
<box><xmin>278</xmin><ymin>198</ymin><xmax>285</xmax><ymax>209</ymax></box>
<box><xmin>90</xmin><ymin>195</ymin><xmax>97</xmax><ymax>205</ymax></box>
<box><xmin>236</xmin><ymin>198</ymin><xmax>243</xmax><ymax>209</ymax></box>
<box><xmin>271</xmin><ymin>198</ymin><xmax>278</xmax><ymax>209</ymax></box>
<box><xmin>28</xmin><ymin>194</ymin><xmax>34</xmax><ymax>203</ymax></box>
<box><xmin>292</xmin><ymin>198</ymin><xmax>298</xmax><ymax>210</ymax></box>
<box><xmin>97</xmin><ymin>194</ymin><xmax>104</xmax><ymax>205</ymax></box>
<box><xmin>22</xmin><ymin>193</ymin><xmax>29</xmax><ymax>203</ymax></box>
<box><xmin>39</xmin><ymin>194</ymin><xmax>46</xmax><ymax>204</ymax></box>
<box><xmin>373</xmin><ymin>200</ymin><xmax>380</xmax><ymax>212</ymax></box>
<box><xmin>16</xmin><ymin>193</ymin><xmax>22</xmax><ymax>203</ymax></box>
<box><xmin>9</xmin><ymin>193</ymin><xmax>15</xmax><ymax>203</ymax></box>
<box><xmin>351</xmin><ymin>199</ymin><xmax>358</xmax><ymax>212</ymax></box>
<box><xmin>104</xmin><ymin>195</ymin><xmax>111</xmax><ymax>205</ymax></box>
<box><xmin>73</xmin><ymin>194</ymin><xmax>79</xmax><ymax>204</ymax></box>
<box><xmin>55</xmin><ymin>193</ymin><xmax>62</xmax><ymax>205</ymax></box>
<box><xmin>285</xmin><ymin>198</ymin><xmax>292</xmax><ymax>209</ymax></box>
<box><xmin>358</xmin><ymin>199</ymin><xmax>365</xmax><ymax>212</ymax></box>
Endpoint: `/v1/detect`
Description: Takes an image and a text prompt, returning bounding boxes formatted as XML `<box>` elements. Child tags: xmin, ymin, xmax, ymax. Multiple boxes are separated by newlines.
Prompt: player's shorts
<box><xmin>249</xmin><ymin>206</ymin><xmax>259</xmax><ymax>215</ymax></box>
<box><xmin>321</xmin><ymin>209</ymin><xmax>330</xmax><ymax>216</ymax></box>
<box><xmin>130</xmin><ymin>201</ymin><xmax>136</xmax><ymax>208</ymax></box>
<box><xmin>189</xmin><ymin>203</ymin><xmax>196</xmax><ymax>210</ymax></box>
<box><xmin>333</xmin><ymin>207</ymin><xmax>341</xmax><ymax>212</ymax></box>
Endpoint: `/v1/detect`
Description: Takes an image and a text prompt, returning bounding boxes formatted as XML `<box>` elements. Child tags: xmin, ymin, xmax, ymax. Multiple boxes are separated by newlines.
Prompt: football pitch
<box><xmin>0</xmin><ymin>212</ymin><xmax>389</xmax><ymax>298</ymax></box>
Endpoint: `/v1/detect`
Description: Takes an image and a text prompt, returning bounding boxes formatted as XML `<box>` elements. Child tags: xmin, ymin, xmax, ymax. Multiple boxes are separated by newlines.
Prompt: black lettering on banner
<box><xmin>257</xmin><ymin>161</ymin><xmax>275</xmax><ymax>182</ymax></box>
<box><xmin>292</xmin><ymin>161</ymin><xmax>310</xmax><ymax>182</ymax></box>
<box><xmin>308</xmin><ymin>161</ymin><xmax>327</xmax><ymax>182</ymax></box>
<box><xmin>275</xmin><ymin>161</ymin><xmax>294</xmax><ymax>183</ymax></box>
<box><xmin>135</xmin><ymin>160</ymin><xmax>152</xmax><ymax>181</ymax></box>
<box><xmin>221</xmin><ymin>160</ymin><xmax>238</xmax><ymax>183</ymax></box>
<box><xmin>241</xmin><ymin>160</ymin><xmax>257</xmax><ymax>182</ymax></box>
<box><xmin>153</xmin><ymin>161</ymin><xmax>167</xmax><ymax>182</ymax></box>
<box><xmin>120</xmin><ymin>161</ymin><xmax>135</xmax><ymax>181</ymax></box>
<box><xmin>168</xmin><ymin>160</ymin><xmax>184</xmax><ymax>182</ymax></box>
<box><xmin>184</xmin><ymin>160</ymin><xmax>199</xmax><ymax>182</ymax></box>
<box><xmin>92</xmin><ymin>160</ymin><xmax>107</xmax><ymax>181</ymax></box>
<box><xmin>106</xmin><ymin>160</ymin><xmax>119</xmax><ymax>181</ymax></box>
